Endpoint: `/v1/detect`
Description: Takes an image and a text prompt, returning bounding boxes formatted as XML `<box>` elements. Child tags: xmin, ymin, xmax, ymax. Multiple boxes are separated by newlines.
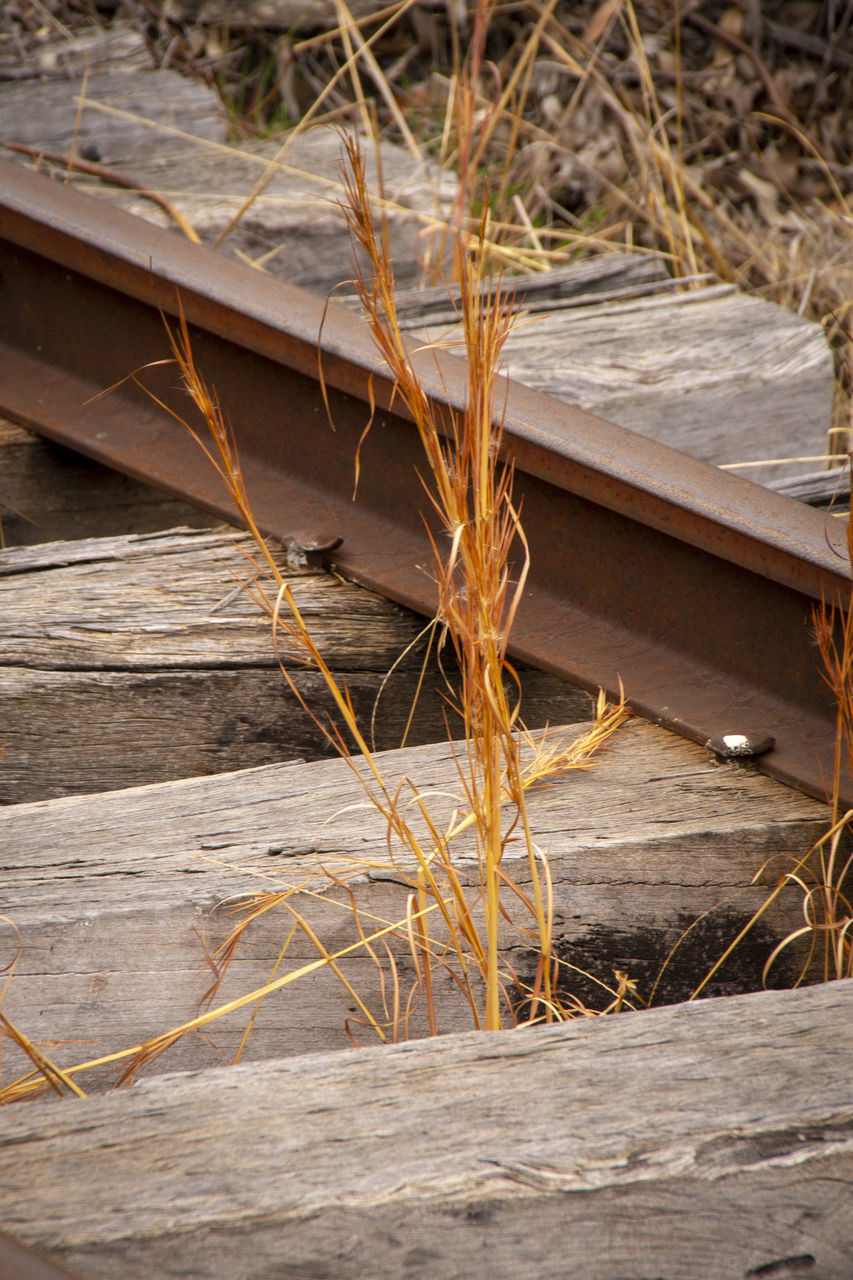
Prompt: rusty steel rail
<box><xmin>0</xmin><ymin>158</ymin><xmax>850</xmax><ymax>805</ymax></box>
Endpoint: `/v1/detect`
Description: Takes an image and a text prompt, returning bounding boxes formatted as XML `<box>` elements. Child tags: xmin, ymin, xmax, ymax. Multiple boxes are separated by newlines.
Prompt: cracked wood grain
<box><xmin>1</xmin><ymin>982</ymin><xmax>851</xmax><ymax>1280</ymax></box>
<box><xmin>0</xmin><ymin>720</ymin><xmax>831</xmax><ymax>1080</ymax></box>
<box><xmin>0</xmin><ymin>526</ymin><xmax>590</xmax><ymax>800</ymax></box>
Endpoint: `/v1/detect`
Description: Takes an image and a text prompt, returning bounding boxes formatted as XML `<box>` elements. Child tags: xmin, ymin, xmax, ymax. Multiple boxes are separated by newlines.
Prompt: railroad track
<box><xmin>1</xmin><ymin>153</ymin><xmax>852</xmax><ymax>1280</ymax></box>
<box><xmin>0</xmin><ymin>155</ymin><xmax>849</xmax><ymax>807</ymax></box>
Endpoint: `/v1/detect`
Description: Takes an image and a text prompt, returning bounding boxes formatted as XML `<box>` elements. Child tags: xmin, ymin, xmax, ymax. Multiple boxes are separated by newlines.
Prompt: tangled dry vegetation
<box><xmin>5</xmin><ymin>2</ymin><xmax>851</xmax><ymax>421</ymax></box>
<box><xmin>0</xmin><ymin>132</ymin><xmax>635</xmax><ymax>1102</ymax></box>
<box><xmin>147</xmin><ymin>1</ymin><xmax>851</xmax><ymax>429</ymax></box>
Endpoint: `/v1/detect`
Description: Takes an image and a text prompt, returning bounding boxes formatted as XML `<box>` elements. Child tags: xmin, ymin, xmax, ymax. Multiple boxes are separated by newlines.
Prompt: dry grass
<box><xmin>2</xmin><ymin>0</ymin><xmax>850</xmax><ymax>1101</ymax></box>
<box><xmin>680</xmin><ymin>512</ymin><xmax>853</xmax><ymax>1003</ymax></box>
<box><xmin>0</xmin><ymin>127</ymin><xmax>629</xmax><ymax>1102</ymax></box>
<box><xmin>331</xmin><ymin>128</ymin><xmax>630</xmax><ymax>1031</ymax></box>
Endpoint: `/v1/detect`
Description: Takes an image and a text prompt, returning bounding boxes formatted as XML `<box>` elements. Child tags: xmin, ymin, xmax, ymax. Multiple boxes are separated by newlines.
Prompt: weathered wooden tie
<box><xmin>1</xmin><ymin>982</ymin><xmax>851</xmax><ymax>1280</ymax></box>
<box><xmin>0</xmin><ymin>21</ymin><xmax>450</xmax><ymax>297</ymax></box>
<box><xmin>0</xmin><ymin>418</ymin><xmax>213</xmax><ymax>547</ymax></box>
<box><xmin>391</xmin><ymin>263</ymin><xmax>835</xmax><ymax>493</ymax></box>
<box><xmin>0</xmin><ymin>526</ymin><xmax>590</xmax><ymax>800</ymax></box>
<box><xmin>0</xmin><ymin>719</ymin><xmax>830</xmax><ymax>1084</ymax></box>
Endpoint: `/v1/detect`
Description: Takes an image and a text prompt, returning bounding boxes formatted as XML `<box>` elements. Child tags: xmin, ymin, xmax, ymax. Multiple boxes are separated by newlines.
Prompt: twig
<box><xmin>683</xmin><ymin>10</ymin><xmax>830</xmax><ymax>163</ymax></box>
<box><xmin>0</xmin><ymin>140</ymin><xmax>201</xmax><ymax>243</ymax></box>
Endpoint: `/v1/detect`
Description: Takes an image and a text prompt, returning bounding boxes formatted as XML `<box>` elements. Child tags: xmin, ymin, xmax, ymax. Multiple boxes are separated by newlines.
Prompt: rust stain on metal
<box><xmin>0</xmin><ymin>158</ymin><xmax>849</xmax><ymax>806</ymax></box>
